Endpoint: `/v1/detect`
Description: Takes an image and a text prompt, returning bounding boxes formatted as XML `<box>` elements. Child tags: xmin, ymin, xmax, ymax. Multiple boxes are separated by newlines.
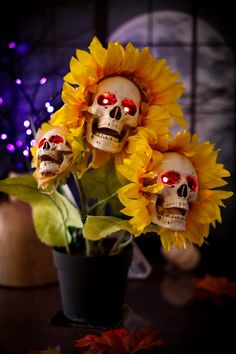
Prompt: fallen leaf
<box><xmin>75</xmin><ymin>327</ymin><xmax>165</xmax><ymax>354</ymax></box>
<box><xmin>194</xmin><ymin>275</ymin><xmax>236</xmax><ymax>298</ymax></box>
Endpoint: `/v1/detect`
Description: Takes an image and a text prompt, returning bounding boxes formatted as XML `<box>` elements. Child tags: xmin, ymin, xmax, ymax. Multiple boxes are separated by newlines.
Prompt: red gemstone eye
<box><xmin>49</xmin><ymin>135</ymin><xmax>64</xmax><ymax>144</ymax></box>
<box><xmin>38</xmin><ymin>138</ymin><xmax>46</xmax><ymax>148</ymax></box>
<box><xmin>97</xmin><ymin>92</ymin><xmax>117</xmax><ymax>106</ymax></box>
<box><xmin>161</xmin><ymin>171</ymin><xmax>181</xmax><ymax>185</ymax></box>
<box><xmin>187</xmin><ymin>175</ymin><xmax>198</xmax><ymax>192</ymax></box>
<box><xmin>122</xmin><ymin>99</ymin><xmax>137</xmax><ymax>116</ymax></box>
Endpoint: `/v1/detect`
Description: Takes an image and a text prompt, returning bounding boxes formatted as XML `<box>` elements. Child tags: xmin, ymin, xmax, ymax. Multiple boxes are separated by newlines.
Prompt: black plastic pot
<box><xmin>52</xmin><ymin>245</ymin><xmax>133</xmax><ymax>327</ymax></box>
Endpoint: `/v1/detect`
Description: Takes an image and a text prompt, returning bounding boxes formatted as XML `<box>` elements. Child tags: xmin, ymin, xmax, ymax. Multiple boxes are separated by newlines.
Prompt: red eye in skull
<box><xmin>97</xmin><ymin>92</ymin><xmax>117</xmax><ymax>106</ymax></box>
<box><xmin>186</xmin><ymin>175</ymin><xmax>198</xmax><ymax>192</ymax></box>
<box><xmin>49</xmin><ymin>135</ymin><xmax>64</xmax><ymax>144</ymax></box>
<box><xmin>122</xmin><ymin>99</ymin><xmax>137</xmax><ymax>116</ymax></box>
<box><xmin>38</xmin><ymin>138</ymin><xmax>46</xmax><ymax>148</ymax></box>
<box><xmin>161</xmin><ymin>171</ymin><xmax>181</xmax><ymax>185</ymax></box>
<box><xmin>38</xmin><ymin>135</ymin><xmax>64</xmax><ymax>148</ymax></box>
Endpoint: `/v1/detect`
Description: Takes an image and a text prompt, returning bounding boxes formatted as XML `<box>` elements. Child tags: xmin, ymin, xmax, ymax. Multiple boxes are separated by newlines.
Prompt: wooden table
<box><xmin>0</xmin><ymin>238</ymin><xmax>236</xmax><ymax>354</ymax></box>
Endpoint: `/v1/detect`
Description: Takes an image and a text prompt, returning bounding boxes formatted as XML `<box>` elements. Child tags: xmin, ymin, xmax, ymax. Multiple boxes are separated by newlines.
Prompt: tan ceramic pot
<box><xmin>0</xmin><ymin>199</ymin><xmax>57</xmax><ymax>287</ymax></box>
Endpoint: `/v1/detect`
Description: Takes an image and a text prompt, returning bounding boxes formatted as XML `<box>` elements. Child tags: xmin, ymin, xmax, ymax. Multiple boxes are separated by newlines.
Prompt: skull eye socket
<box><xmin>161</xmin><ymin>171</ymin><xmax>181</xmax><ymax>185</ymax></box>
<box><xmin>186</xmin><ymin>175</ymin><xmax>198</xmax><ymax>192</ymax></box>
<box><xmin>49</xmin><ymin>135</ymin><xmax>64</xmax><ymax>144</ymax></box>
<box><xmin>97</xmin><ymin>92</ymin><xmax>117</xmax><ymax>106</ymax></box>
<box><xmin>38</xmin><ymin>138</ymin><xmax>46</xmax><ymax>148</ymax></box>
<box><xmin>122</xmin><ymin>99</ymin><xmax>137</xmax><ymax>116</ymax></box>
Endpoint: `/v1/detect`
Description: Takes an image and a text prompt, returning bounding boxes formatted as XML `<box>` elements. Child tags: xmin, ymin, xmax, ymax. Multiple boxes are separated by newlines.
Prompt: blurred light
<box><xmin>47</xmin><ymin>106</ymin><xmax>54</xmax><ymax>113</ymax></box>
<box><xmin>0</xmin><ymin>97</ymin><xmax>3</xmax><ymax>105</ymax></box>
<box><xmin>8</xmin><ymin>42</ymin><xmax>16</xmax><ymax>49</ymax></box>
<box><xmin>6</xmin><ymin>144</ymin><xmax>15</xmax><ymax>152</ymax></box>
<box><xmin>39</xmin><ymin>77</ymin><xmax>47</xmax><ymax>85</ymax></box>
<box><xmin>23</xmin><ymin>120</ymin><xmax>30</xmax><ymax>127</ymax></box>
<box><xmin>16</xmin><ymin>140</ymin><xmax>23</xmax><ymax>147</ymax></box>
<box><xmin>26</xmin><ymin>129</ymin><xmax>32</xmax><ymax>135</ymax></box>
<box><xmin>17</xmin><ymin>162</ymin><xmax>23</xmax><ymax>169</ymax></box>
<box><xmin>45</xmin><ymin>102</ymin><xmax>50</xmax><ymax>108</ymax></box>
<box><xmin>23</xmin><ymin>150</ymin><xmax>29</xmax><ymax>156</ymax></box>
<box><xmin>16</xmin><ymin>43</ymin><xmax>28</xmax><ymax>55</ymax></box>
<box><xmin>1</xmin><ymin>133</ymin><xmax>7</xmax><ymax>140</ymax></box>
<box><xmin>15</xmin><ymin>79</ymin><xmax>22</xmax><ymax>85</ymax></box>
<box><xmin>30</xmin><ymin>139</ymin><xmax>36</xmax><ymax>146</ymax></box>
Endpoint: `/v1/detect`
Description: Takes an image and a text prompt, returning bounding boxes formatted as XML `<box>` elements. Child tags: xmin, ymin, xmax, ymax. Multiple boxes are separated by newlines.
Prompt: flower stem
<box><xmin>72</xmin><ymin>172</ymin><xmax>87</xmax><ymax>222</ymax></box>
<box><xmin>87</xmin><ymin>191</ymin><xmax>117</xmax><ymax>214</ymax></box>
<box><xmin>110</xmin><ymin>232</ymin><xmax>133</xmax><ymax>255</ymax></box>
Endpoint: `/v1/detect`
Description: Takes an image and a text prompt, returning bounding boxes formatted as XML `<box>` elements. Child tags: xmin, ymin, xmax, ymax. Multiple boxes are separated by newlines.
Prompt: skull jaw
<box><xmin>39</xmin><ymin>161</ymin><xmax>60</xmax><ymax>176</ymax></box>
<box><xmin>86</xmin><ymin>134</ymin><xmax>124</xmax><ymax>153</ymax></box>
<box><xmin>152</xmin><ymin>212</ymin><xmax>186</xmax><ymax>231</ymax></box>
<box><xmin>86</xmin><ymin>118</ymin><xmax>129</xmax><ymax>153</ymax></box>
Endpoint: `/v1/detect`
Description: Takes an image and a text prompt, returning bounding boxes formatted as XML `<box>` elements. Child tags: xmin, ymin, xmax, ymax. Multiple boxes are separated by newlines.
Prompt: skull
<box><xmin>86</xmin><ymin>76</ymin><xmax>141</xmax><ymax>153</ymax></box>
<box><xmin>36</xmin><ymin>128</ymin><xmax>72</xmax><ymax>177</ymax></box>
<box><xmin>151</xmin><ymin>152</ymin><xmax>198</xmax><ymax>231</ymax></box>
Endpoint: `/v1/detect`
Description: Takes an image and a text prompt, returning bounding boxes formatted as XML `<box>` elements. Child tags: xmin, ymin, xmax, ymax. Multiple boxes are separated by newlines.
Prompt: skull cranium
<box><xmin>86</xmin><ymin>76</ymin><xmax>141</xmax><ymax>153</ymax></box>
<box><xmin>36</xmin><ymin>128</ymin><xmax>72</xmax><ymax>177</ymax></box>
<box><xmin>151</xmin><ymin>152</ymin><xmax>198</xmax><ymax>231</ymax></box>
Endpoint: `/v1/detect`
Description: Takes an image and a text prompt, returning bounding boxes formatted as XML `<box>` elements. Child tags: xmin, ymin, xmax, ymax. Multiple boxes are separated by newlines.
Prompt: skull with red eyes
<box><xmin>36</xmin><ymin>129</ymin><xmax>72</xmax><ymax>177</ymax></box>
<box><xmin>86</xmin><ymin>76</ymin><xmax>141</xmax><ymax>153</ymax></box>
<box><xmin>151</xmin><ymin>152</ymin><xmax>198</xmax><ymax>231</ymax></box>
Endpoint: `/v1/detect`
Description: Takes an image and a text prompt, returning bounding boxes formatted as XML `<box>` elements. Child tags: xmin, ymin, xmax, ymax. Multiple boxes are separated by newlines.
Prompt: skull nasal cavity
<box><xmin>177</xmin><ymin>184</ymin><xmax>188</xmax><ymax>198</ymax></box>
<box><xmin>110</xmin><ymin>106</ymin><xmax>121</xmax><ymax>120</ymax></box>
<box><xmin>43</xmin><ymin>141</ymin><xmax>50</xmax><ymax>150</ymax></box>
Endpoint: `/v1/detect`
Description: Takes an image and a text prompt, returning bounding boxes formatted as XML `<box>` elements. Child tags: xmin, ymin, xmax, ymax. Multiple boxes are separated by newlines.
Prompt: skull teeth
<box><xmin>157</xmin><ymin>213</ymin><xmax>185</xmax><ymax>221</ymax></box>
<box><xmin>94</xmin><ymin>132</ymin><xmax>119</xmax><ymax>142</ymax></box>
<box><xmin>156</xmin><ymin>206</ymin><xmax>187</xmax><ymax>217</ymax></box>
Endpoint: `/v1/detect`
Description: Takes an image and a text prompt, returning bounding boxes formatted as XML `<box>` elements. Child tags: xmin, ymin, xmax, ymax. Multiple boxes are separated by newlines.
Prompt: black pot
<box><xmin>52</xmin><ymin>244</ymin><xmax>133</xmax><ymax>327</ymax></box>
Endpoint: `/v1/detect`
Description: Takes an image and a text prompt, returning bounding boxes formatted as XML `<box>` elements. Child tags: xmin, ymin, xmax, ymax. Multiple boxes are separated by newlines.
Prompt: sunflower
<box><xmin>117</xmin><ymin>128</ymin><xmax>164</xmax><ymax>235</ymax></box>
<box><xmin>49</xmin><ymin>36</ymin><xmax>187</xmax><ymax>170</ymax></box>
<box><xmin>117</xmin><ymin>130</ymin><xmax>233</xmax><ymax>249</ymax></box>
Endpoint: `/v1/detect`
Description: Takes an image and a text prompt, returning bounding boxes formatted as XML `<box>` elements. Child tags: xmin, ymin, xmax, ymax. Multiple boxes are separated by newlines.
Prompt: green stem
<box><xmin>72</xmin><ymin>173</ymin><xmax>87</xmax><ymax>222</ymax></box>
<box><xmin>110</xmin><ymin>232</ymin><xmax>133</xmax><ymax>255</ymax></box>
<box><xmin>87</xmin><ymin>191</ymin><xmax>117</xmax><ymax>214</ymax></box>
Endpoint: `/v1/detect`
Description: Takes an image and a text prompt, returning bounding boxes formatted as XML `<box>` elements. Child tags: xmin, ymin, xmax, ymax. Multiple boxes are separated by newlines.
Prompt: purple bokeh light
<box><xmin>23</xmin><ymin>150</ymin><xmax>29</xmax><ymax>157</ymax></box>
<box><xmin>8</xmin><ymin>42</ymin><xmax>16</xmax><ymax>49</ymax></box>
<box><xmin>16</xmin><ymin>140</ymin><xmax>23</xmax><ymax>147</ymax></box>
<box><xmin>15</xmin><ymin>79</ymin><xmax>22</xmax><ymax>85</ymax></box>
<box><xmin>1</xmin><ymin>133</ymin><xmax>8</xmax><ymax>140</ymax></box>
<box><xmin>6</xmin><ymin>144</ymin><xmax>15</xmax><ymax>152</ymax></box>
<box><xmin>16</xmin><ymin>43</ymin><xmax>28</xmax><ymax>55</ymax></box>
<box><xmin>30</xmin><ymin>139</ymin><xmax>36</xmax><ymax>146</ymax></box>
<box><xmin>39</xmin><ymin>77</ymin><xmax>47</xmax><ymax>85</ymax></box>
<box><xmin>47</xmin><ymin>106</ymin><xmax>54</xmax><ymax>113</ymax></box>
<box><xmin>23</xmin><ymin>120</ymin><xmax>30</xmax><ymax>128</ymax></box>
<box><xmin>0</xmin><ymin>97</ymin><xmax>3</xmax><ymax>105</ymax></box>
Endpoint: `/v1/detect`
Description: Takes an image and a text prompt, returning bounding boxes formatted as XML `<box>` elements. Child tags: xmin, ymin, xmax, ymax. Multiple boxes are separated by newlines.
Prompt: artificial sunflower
<box><xmin>50</xmin><ymin>36</ymin><xmax>186</xmax><ymax>170</ymax></box>
<box><xmin>117</xmin><ymin>130</ymin><xmax>233</xmax><ymax>250</ymax></box>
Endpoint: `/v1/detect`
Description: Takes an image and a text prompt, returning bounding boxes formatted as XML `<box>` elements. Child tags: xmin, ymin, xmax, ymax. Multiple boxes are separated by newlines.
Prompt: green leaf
<box><xmin>80</xmin><ymin>160</ymin><xmax>121</xmax><ymax>200</ymax></box>
<box><xmin>83</xmin><ymin>215</ymin><xmax>135</xmax><ymax>240</ymax></box>
<box><xmin>0</xmin><ymin>174</ymin><xmax>83</xmax><ymax>247</ymax></box>
<box><xmin>83</xmin><ymin>216</ymin><xmax>161</xmax><ymax>240</ymax></box>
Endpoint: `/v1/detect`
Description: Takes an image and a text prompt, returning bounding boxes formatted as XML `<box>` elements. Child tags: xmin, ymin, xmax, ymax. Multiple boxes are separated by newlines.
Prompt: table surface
<box><xmin>0</xmin><ymin>237</ymin><xmax>236</xmax><ymax>354</ymax></box>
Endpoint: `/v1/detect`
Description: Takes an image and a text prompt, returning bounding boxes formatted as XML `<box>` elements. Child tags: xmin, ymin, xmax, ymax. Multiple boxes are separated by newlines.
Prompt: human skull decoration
<box><xmin>151</xmin><ymin>152</ymin><xmax>198</xmax><ymax>231</ymax></box>
<box><xmin>86</xmin><ymin>76</ymin><xmax>141</xmax><ymax>153</ymax></box>
<box><xmin>36</xmin><ymin>128</ymin><xmax>72</xmax><ymax>177</ymax></box>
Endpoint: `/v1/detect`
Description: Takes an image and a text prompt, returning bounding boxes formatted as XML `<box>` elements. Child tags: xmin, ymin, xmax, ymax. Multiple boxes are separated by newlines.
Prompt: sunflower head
<box><xmin>60</xmin><ymin>37</ymin><xmax>187</xmax><ymax>153</ymax></box>
<box><xmin>117</xmin><ymin>130</ymin><xmax>233</xmax><ymax>249</ymax></box>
